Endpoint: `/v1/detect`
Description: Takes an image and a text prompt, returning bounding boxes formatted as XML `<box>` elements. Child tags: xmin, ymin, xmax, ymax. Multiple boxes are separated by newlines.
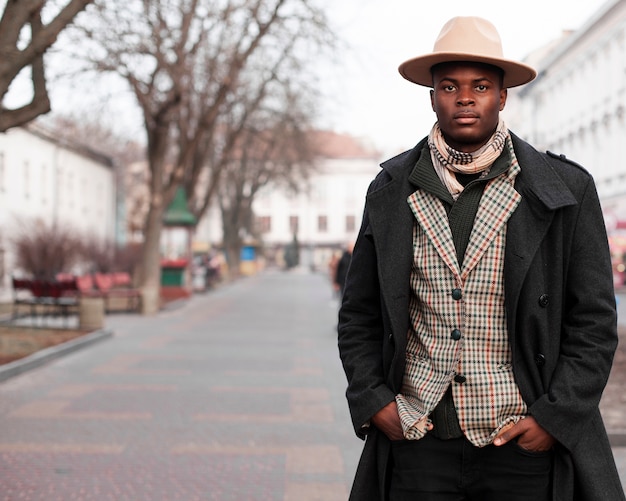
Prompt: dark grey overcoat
<box><xmin>337</xmin><ymin>133</ymin><xmax>625</xmax><ymax>500</ymax></box>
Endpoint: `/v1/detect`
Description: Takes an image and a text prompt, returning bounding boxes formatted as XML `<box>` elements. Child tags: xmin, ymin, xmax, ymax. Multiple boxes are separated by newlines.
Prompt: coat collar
<box><xmin>508</xmin><ymin>132</ymin><xmax>577</xmax><ymax>211</ymax></box>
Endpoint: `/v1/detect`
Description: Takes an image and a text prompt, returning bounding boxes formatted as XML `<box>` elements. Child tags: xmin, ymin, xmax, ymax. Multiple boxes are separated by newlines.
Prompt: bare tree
<box><xmin>217</xmin><ymin>80</ymin><xmax>319</xmax><ymax>272</ymax></box>
<box><xmin>0</xmin><ymin>0</ymin><xmax>94</xmax><ymax>132</ymax></box>
<box><xmin>70</xmin><ymin>0</ymin><xmax>334</xmax><ymax>313</ymax></box>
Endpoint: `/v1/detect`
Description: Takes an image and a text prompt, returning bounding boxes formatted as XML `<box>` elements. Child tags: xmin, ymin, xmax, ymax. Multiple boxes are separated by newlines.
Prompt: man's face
<box><xmin>430</xmin><ymin>62</ymin><xmax>507</xmax><ymax>153</ymax></box>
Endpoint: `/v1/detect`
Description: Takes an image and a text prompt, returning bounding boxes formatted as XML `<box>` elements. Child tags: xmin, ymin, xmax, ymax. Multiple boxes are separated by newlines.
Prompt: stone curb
<box><xmin>0</xmin><ymin>328</ymin><xmax>113</xmax><ymax>384</ymax></box>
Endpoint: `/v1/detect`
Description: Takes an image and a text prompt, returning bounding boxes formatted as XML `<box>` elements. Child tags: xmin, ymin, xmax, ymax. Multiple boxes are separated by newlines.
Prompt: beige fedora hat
<box><xmin>398</xmin><ymin>16</ymin><xmax>537</xmax><ymax>88</ymax></box>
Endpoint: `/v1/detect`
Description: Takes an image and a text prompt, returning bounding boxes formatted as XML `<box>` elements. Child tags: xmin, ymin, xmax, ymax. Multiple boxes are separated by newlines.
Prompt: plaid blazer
<box><xmin>397</xmin><ymin>144</ymin><xmax>527</xmax><ymax>446</ymax></box>
<box><xmin>338</xmin><ymin>133</ymin><xmax>624</xmax><ymax>501</ymax></box>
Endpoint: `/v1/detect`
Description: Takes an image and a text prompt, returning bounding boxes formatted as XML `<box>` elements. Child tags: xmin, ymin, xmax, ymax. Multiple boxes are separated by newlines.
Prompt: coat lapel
<box><xmin>504</xmin><ymin>135</ymin><xmax>578</xmax><ymax>327</ymax></box>
<box><xmin>365</xmin><ymin>143</ymin><xmax>423</xmax><ymax>345</ymax></box>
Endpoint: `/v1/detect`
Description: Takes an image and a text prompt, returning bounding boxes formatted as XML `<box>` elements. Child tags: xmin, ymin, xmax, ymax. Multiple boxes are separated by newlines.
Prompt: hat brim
<box><xmin>398</xmin><ymin>52</ymin><xmax>537</xmax><ymax>88</ymax></box>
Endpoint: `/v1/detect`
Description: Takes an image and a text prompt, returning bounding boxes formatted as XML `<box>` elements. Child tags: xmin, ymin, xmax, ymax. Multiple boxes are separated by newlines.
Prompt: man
<box><xmin>337</xmin><ymin>16</ymin><xmax>625</xmax><ymax>501</ymax></box>
<box><xmin>333</xmin><ymin>241</ymin><xmax>354</xmax><ymax>298</ymax></box>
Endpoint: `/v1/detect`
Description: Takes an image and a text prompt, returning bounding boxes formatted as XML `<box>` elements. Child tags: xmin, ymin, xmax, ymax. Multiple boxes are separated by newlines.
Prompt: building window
<box><xmin>257</xmin><ymin>216</ymin><xmax>271</xmax><ymax>234</ymax></box>
<box><xmin>0</xmin><ymin>153</ymin><xmax>5</xmax><ymax>192</ymax></box>
<box><xmin>82</xmin><ymin>178</ymin><xmax>89</xmax><ymax>213</ymax></box>
<box><xmin>23</xmin><ymin>160</ymin><xmax>30</xmax><ymax>199</ymax></box>
<box><xmin>346</xmin><ymin>215</ymin><xmax>356</xmax><ymax>233</ymax></box>
<box><xmin>318</xmin><ymin>215</ymin><xmax>328</xmax><ymax>233</ymax></box>
<box><xmin>289</xmin><ymin>215</ymin><xmax>299</xmax><ymax>234</ymax></box>
<box><xmin>68</xmin><ymin>172</ymin><xmax>74</xmax><ymax>207</ymax></box>
<box><xmin>41</xmin><ymin>163</ymin><xmax>48</xmax><ymax>204</ymax></box>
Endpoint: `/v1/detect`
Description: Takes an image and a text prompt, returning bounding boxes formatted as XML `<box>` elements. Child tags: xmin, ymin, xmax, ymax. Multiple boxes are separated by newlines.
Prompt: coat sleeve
<box><xmin>527</xmin><ymin>171</ymin><xmax>618</xmax><ymax>452</ymax></box>
<box><xmin>337</xmin><ymin>180</ymin><xmax>397</xmax><ymax>438</ymax></box>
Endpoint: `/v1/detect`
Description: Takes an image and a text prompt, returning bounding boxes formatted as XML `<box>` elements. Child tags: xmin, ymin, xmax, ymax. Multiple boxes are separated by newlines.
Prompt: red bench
<box><xmin>93</xmin><ymin>272</ymin><xmax>142</xmax><ymax>312</ymax></box>
<box><xmin>11</xmin><ymin>276</ymin><xmax>79</xmax><ymax>325</ymax></box>
<box><xmin>12</xmin><ymin>273</ymin><xmax>142</xmax><ymax>323</ymax></box>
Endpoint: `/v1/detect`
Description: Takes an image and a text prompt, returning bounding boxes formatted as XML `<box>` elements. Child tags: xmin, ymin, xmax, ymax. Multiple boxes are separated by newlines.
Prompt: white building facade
<box><xmin>507</xmin><ymin>0</ymin><xmax>626</xmax><ymax>215</ymax></box>
<box><xmin>0</xmin><ymin>125</ymin><xmax>117</xmax><ymax>298</ymax></box>
<box><xmin>253</xmin><ymin>152</ymin><xmax>381</xmax><ymax>270</ymax></box>
<box><xmin>192</xmin><ymin>132</ymin><xmax>383</xmax><ymax>272</ymax></box>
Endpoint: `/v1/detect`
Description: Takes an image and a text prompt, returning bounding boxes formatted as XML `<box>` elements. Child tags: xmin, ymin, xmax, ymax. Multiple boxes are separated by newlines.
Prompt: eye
<box><xmin>476</xmin><ymin>84</ymin><xmax>488</xmax><ymax>92</ymax></box>
<box><xmin>443</xmin><ymin>84</ymin><xmax>456</xmax><ymax>92</ymax></box>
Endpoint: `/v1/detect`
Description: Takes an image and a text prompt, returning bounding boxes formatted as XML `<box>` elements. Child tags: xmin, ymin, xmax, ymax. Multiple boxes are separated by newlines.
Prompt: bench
<box><xmin>93</xmin><ymin>273</ymin><xmax>142</xmax><ymax>312</ymax></box>
<box><xmin>12</xmin><ymin>273</ymin><xmax>142</xmax><ymax>323</ymax></box>
<box><xmin>11</xmin><ymin>277</ymin><xmax>79</xmax><ymax>325</ymax></box>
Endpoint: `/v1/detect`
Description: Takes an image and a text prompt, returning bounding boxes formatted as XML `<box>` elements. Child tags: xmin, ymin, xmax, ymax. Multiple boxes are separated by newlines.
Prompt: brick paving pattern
<box><xmin>0</xmin><ymin>269</ymin><xmax>624</xmax><ymax>499</ymax></box>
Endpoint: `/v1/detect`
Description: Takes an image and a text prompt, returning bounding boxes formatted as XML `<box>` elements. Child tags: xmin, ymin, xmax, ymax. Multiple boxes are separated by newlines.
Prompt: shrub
<box><xmin>12</xmin><ymin>220</ymin><xmax>82</xmax><ymax>279</ymax></box>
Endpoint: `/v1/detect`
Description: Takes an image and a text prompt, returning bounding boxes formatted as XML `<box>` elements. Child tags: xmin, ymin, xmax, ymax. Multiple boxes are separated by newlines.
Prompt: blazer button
<box><xmin>453</xmin><ymin>374</ymin><xmax>466</xmax><ymax>384</ymax></box>
<box><xmin>451</xmin><ymin>288</ymin><xmax>463</xmax><ymax>300</ymax></box>
<box><xmin>538</xmin><ymin>294</ymin><xmax>549</xmax><ymax>307</ymax></box>
<box><xmin>451</xmin><ymin>329</ymin><xmax>462</xmax><ymax>341</ymax></box>
<box><xmin>534</xmin><ymin>353</ymin><xmax>546</xmax><ymax>367</ymax></box>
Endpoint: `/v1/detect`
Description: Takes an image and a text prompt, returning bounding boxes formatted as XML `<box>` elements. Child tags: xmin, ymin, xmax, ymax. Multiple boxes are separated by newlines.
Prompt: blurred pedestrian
<box><xmin>337</xmin><ymin>16</ymin><xmax>624</xmax><ymax>501</ymax></box>
<box><xmin>333</xmin><ymin>242</ymin><xmax>354</xmax><ymax>298</ymax></box>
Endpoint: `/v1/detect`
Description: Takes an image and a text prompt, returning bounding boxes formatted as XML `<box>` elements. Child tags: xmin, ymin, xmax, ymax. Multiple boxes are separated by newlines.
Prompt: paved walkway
<box><xmin>0</xmin><ymin>270</ymin><xmax>361</xmax><ymax>500</ymax></box>
<box><xmin>0</xmin><ymin>269</ymin><xmax>624</xmax><ymax>499</ymax></box>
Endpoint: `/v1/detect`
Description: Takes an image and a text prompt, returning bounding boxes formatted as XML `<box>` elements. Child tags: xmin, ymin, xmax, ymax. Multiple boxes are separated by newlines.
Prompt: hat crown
<box><xmin>434</xmin><ymin>16</ymin><xmax>504</xmax><ymax>59</ymax></box>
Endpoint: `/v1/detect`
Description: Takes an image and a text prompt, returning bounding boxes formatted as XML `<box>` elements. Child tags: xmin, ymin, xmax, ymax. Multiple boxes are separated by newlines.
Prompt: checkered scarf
<box><xmin>428</xmin><ymin>119</ymin><xmax>509</xmax><ymax>199</ymax></box>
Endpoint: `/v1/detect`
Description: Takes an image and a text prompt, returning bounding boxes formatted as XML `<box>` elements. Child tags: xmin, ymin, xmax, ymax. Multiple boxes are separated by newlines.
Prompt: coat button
<box><xmin>534</xmin><ymin>353</ymin><xmax>546</xmax><ymax>367</ymax></box>
<box><xmin>451</xmin><ymin>288</ymin><xmax>463</xmax><ymax>300</ymax></box>
<box><xmin>451</xmin><ymin>329</ymin><xmax>462</xmax><ymax>341</ymax></box>
<box><xmin>538</xmin><ymin>294</ymin><xmax>549</xmax><ymax>307</ymax></box>
<box><xmin>453</xmin><ymin>374</ymin><xmax>466</xmax><ymax>384</ymax></box>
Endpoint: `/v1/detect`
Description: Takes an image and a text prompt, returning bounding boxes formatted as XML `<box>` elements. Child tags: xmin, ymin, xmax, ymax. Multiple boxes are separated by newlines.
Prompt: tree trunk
<box><xmin>222</xmin><ymin>213</ymin><xmax>242</xmax><ymax>277</ymax></box>
<box><xmin>137</xmin><ymin>123</ymin><xmax>169</xmax><ymax>314</ymax></box>
<box><xmin>225</xmin><ymin>245</ymin><xmax>241</xmax><ymax>278</ymax></box>
<box><xmin>138</xmin><ymin>203</ymin><xmax>165</xmax><ymax>315</ymax></box>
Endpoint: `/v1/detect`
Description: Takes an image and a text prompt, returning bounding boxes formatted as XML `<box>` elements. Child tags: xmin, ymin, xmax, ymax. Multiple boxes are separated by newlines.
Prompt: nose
<box><xmin>457</xmin><ymin>89</ymin><xmax>474</xmax><ymax>106</ymax></box>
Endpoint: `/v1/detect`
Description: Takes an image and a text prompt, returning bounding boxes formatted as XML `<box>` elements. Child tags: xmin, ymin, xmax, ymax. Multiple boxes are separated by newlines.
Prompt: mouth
<box><xmin>454</xmin><ymin>112</ymin><xmax>479</xmax><ymax>125</ymax></box>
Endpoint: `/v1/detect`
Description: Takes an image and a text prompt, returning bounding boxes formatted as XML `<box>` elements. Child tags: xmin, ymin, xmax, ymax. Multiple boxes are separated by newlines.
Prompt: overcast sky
<box><xmin>317</xmin><ymin>0</ymin><xmax>606</xmax><ymax>156</ymax></box>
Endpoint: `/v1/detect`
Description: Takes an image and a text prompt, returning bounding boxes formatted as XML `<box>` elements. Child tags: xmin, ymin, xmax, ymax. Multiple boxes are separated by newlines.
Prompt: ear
<box><xmin>430</xmin><ymin>89</ymin><xmax>435</xmax><ymax>111</ymax></box>
<box><xmin>499</xmin><ymin>88</ymin><xmax>507</xmax><ymax>111</ymax></box>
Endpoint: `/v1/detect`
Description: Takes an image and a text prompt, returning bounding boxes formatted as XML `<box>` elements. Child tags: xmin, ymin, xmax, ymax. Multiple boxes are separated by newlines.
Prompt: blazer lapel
<box><xmin>408</xmin><ymin>189</ymin><xmax>460</xmax><ymax>277</ymax></box>
<box><xmin>462</xmin><ymin>161</ymin><xmax>522</xmax><ymax>280</ymax></box>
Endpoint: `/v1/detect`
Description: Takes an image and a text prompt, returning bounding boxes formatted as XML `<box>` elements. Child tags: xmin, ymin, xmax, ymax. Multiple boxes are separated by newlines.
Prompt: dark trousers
<box><xmin>389</xmin><ymin>434</ymin><xmax>553</xmax><ymax>501</ymax></box>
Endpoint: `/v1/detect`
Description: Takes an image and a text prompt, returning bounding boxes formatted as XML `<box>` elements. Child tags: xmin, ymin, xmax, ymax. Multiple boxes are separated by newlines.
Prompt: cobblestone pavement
<box><xmin>0</xmin><ymin>270</ymin><xmax>624</xmax><ymax>500</ymax></box>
